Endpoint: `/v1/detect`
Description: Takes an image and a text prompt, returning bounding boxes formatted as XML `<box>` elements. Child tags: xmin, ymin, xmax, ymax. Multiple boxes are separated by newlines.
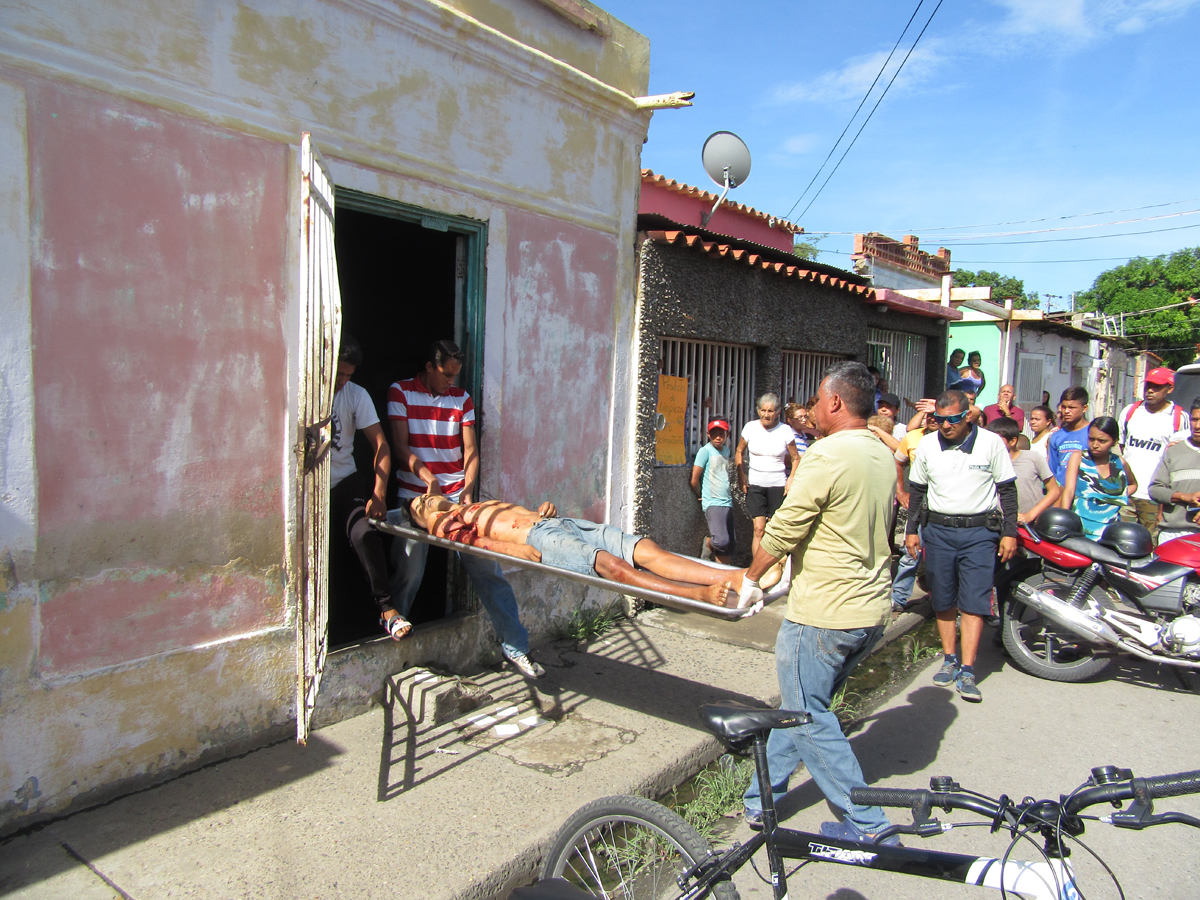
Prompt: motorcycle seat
<box><xmin>1056</xmin><ymin>535</ymin><xmax>1156</xmax><ymax>569</ymax></box>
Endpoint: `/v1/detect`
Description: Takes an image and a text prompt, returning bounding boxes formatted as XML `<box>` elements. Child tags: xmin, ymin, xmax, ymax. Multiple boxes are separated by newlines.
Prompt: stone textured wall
<box><xmin>633</xmin><ymin>239</ymin><xmax>948</xmax><ymax>561</ymax></box>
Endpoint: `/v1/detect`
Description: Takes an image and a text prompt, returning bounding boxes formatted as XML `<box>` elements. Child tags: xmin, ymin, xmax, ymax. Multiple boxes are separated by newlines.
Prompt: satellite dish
<box><xmin>700</xmin><ymin>131</ymin><xmax>751</xmax><ymax>226</ymax></box>
<box><xmin>702</xmin><ymin>131</ymin><xmax>752</xmax><ymax>189</ymax></box>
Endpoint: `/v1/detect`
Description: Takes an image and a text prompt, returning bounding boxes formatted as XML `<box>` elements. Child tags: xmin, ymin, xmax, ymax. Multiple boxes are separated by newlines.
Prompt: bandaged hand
<box><xmin>737</xmin><ymin>577</ymin><xmax>763</xmax><ymax>610</ymax></box>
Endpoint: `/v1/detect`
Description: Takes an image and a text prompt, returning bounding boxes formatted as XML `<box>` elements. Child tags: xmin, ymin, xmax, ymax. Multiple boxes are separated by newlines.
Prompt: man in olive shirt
<box><xmin>739</xmin><ymin>361</ymin><xmax>898</xmax><ymax>844</ymax></box>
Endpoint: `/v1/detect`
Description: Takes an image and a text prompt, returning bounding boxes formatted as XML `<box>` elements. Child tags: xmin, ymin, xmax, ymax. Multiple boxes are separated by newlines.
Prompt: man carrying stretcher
<box><xmin>408</xmin><ymin>495</ymin><xmax>780</xmax><ymax>609</ymax></box>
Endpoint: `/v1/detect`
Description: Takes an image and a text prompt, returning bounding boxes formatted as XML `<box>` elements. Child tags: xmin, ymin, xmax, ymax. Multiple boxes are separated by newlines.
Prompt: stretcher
<box><xmin>371</xmin><ymin>519</ymin><xmax>789</xmax><ymax>620</ymax></box>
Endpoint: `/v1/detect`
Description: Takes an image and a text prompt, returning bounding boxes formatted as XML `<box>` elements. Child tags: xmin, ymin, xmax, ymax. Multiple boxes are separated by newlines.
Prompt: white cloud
<box><xmin>783</xmin><ymin>134</ymin><xmax>819</xmax><ymax>154</ymax></box>
<box><xmin>772</xmin><ymin>45</ymin><xmax>944</xmax><ymax>105</ymax></box>
<box><xmin>989</xmin><ymin>0</ymin><xmax>1200</xmax><ymax>40</ymax></box>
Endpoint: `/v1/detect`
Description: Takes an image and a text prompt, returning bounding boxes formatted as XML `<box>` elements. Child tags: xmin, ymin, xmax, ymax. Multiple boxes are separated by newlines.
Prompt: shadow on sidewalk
<box><xmin>0</xmin><ymin>733</ymin><xmax>346</xmax><ymax>892</ymax></box>
<box><xmin>378</xmin><ymin>618</ymin><xmax>770</xmax><ymax>800</ymax></box>
<box><xmin>774</xmin><ymin>685</ymin><xmax>958</xmax><ymax>824</ymax></box>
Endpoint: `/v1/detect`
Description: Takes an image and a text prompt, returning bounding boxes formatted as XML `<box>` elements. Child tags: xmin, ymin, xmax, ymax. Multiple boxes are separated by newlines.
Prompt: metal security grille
<box><xmin>660</xmin><ymin>339</ymin><xmax>756</xmax><ymax>460</ymax></box>
<box><xmin>780</xmin><ymin>350</ymin><xmax>845</xmax><ymax>406</ymax></box>
<box><xmin>867</xmin><ymin>328</ymin><xmax>928</xmax><ymax>405</ymax></box>
<box><xmin>1015</xmin><ymin>352</ymin><xmax>1045</xmax><ymax>409</ymax></box>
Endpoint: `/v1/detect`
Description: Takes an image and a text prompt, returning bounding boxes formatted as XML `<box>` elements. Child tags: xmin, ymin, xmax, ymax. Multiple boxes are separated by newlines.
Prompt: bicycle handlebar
<box><xmin>851</xmin><ymin>768</ymin><xmax>1200</xmax><ymax>822</ymax></box>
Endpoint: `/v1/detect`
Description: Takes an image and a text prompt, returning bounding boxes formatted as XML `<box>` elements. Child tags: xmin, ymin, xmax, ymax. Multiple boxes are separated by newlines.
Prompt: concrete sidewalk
<box><xmin>0</xmin><ymin>596</ymin><xmax>928</xmax><ymax>900</ymax></box>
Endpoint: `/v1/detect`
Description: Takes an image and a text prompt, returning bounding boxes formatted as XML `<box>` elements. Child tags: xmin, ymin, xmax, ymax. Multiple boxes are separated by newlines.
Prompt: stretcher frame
<box><xmin>371</xmin><ymin>519</ymin><xmax>777</xmax><ymax>620</ymax></box>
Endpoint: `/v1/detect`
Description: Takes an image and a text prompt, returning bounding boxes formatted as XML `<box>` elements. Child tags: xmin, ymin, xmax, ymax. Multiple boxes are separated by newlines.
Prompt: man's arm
<box><xmin>1020</xmin><ymin>477</ymin><xmax>1062</xmax><ymax>524</ymax></box>
<box><xmin>996</xmin><ymin>479</ymin><xmax>1018</xmax><ymax>562</ymax></box>
<box><xmin>460</xmin><ymin>423</ymin><xmax>479</xmax><ymax>505</ymax></box>
<box><xmin>734</xmin><ymin>438</ymin><xmax>749</xmax><ymax>493</ymax></box>
<box><xmin>690</xmin><ymin>465</ymin><xmax>704</xmax><ymax>500</ymax></box>
<box><xmin>895</xmin><ymin>457</ymin><xmax>910</xmax><ymax>509</ymax></box>
<box><xmin>390</xmin><ymin>417</ymin><xmax>442</xmax><ymax>495</ymax></box>
<box><xmin>361</xmin><ymin>422</ymin><xmax>390</xmax><ymax>519</ymax></box>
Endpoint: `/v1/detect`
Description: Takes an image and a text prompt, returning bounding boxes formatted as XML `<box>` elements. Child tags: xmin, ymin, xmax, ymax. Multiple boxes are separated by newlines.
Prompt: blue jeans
<box><xmin>386</xmin><ymin>508</ymin><xmax>530</xmax><ymax>658</ymax></box>
<box><xmin>892</xmin><ymin>549</ymin><xmax>918</xmax><ymax>607</ymax></box>
<box><xmin>744</xmin><ymin>618</ymin><xmax>890</xmax><ymax>834</ymax></box>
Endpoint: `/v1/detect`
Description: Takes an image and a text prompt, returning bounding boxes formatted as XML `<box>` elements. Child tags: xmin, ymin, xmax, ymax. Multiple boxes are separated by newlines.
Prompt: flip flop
<box><xmin>381</xmin><ymin>614</ymin><xmax>412</xmax><ymax>641</ymax></box>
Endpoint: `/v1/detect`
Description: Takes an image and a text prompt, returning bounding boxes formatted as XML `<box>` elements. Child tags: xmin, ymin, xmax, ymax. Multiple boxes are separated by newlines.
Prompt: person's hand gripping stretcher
<box><xmin>408</xmin><ymin>495</ymin><xmax>784</xmax><ymax>610</ymax></box>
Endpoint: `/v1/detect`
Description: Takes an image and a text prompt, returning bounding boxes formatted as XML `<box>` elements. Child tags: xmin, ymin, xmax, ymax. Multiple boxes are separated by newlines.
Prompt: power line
<box><xmin>934</xmin><ymin>221</ymin><xmax>1200</xmax><ymax>246</ymax></box>
<box><xmin>795</xmin><ymin>0</ymin><xmax>946</xmax><ymax>223</ymax></box>
<box><xmin>912</xmin><ymin>197</ymin><xmax>1200</xmax><ymax>232</ymax></box>
<box><xmin>819</xmin><ymin>248</ymin><xmax>1146</xmax><ymax>264</ymax></box>
<box><xmin>798</xmin><ymin>206</ymin><xmax>1200</xmax><ymax>239</ymax></box>
<box><xmin>783</xmin><ymin>1</ymin><xmax>926</xmax><ymax>221</ymax></box>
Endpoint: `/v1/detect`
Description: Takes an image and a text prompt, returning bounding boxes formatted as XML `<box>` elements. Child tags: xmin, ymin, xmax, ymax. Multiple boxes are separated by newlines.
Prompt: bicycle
<box><xmin>522</xmin><ymin>700</ymin><xmax>1200</xmax><ymax>900</ymax></box>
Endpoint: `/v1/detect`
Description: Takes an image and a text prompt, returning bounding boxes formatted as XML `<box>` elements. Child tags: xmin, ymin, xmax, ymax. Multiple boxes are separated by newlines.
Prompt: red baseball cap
<box><xmin>707</xmin><ymin>418</ymin><xmax>730</xmax><ymax>433</ymax></box>
<box><xmin>1145</xmin><ymin>367</ymin><xmax>1175</xmax><ymax>386</ymax></box>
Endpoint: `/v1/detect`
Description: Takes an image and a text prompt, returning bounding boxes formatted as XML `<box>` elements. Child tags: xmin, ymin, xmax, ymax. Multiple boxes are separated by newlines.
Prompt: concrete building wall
<box><xmin>0</xmin><ymin>0</ymin><xmax>649</xmax><ymax>834</ymax></box>
<box><xmin>633</xmin><ymin>240</ymin><xmax>946</xmax><ymax>562</ymax></box>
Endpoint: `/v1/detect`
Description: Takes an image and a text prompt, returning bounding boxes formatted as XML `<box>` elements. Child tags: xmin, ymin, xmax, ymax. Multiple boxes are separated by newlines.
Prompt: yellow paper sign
<box><xmin>655</xmin><ymin>375</ymin><xmax>689</xmax><ymax>465</ymax></box>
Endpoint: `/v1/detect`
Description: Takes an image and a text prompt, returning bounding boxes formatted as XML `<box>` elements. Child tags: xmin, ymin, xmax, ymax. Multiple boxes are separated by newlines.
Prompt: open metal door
<box><xmin>295</xmin><ymin>134</ymin><xmax>342</xmax><ymax>744</ymax></box>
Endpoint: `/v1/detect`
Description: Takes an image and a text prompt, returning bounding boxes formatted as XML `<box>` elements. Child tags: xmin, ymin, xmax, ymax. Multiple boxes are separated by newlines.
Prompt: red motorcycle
<box><xmin>1000</xmin><ymin>507</ymin><xmax>1200</xmax><ymax>682</ymax></box>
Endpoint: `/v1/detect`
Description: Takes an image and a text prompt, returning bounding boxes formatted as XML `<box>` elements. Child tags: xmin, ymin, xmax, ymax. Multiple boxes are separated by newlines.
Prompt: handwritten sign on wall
<box><xmin>655</xmin><ymin>374</ymin><xmax>689</xmax><ymax>465</ymax></box>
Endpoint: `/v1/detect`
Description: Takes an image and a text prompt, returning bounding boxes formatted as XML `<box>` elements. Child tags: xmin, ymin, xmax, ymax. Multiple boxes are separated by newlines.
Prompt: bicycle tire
<box><xmin>1002</xmin><ymin>579</ymin><xmax>1112</xmax><ymax>682</ymax></box>
<box><xmin>541</xmin><ymin>795</ymin><xmax>739</xmax><ymax>900</ymax></box>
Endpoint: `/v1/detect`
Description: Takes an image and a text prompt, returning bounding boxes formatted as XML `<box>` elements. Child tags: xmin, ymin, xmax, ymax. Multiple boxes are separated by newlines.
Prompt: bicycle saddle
<box><xmin>699</xmin><ymin>700</ymin><xmax>812</xmax><ymax>741</ymax></box>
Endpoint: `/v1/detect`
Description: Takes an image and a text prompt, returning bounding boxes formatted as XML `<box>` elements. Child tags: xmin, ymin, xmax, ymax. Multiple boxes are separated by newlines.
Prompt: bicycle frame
<box><xmin>681</xmin><ymin>735</ymin><xmax>1081</xmax><ymax>900</ymax></box>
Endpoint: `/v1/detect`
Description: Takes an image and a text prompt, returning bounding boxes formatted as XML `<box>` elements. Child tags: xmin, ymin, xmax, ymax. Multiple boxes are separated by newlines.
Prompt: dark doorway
<box><xmin>328</xmin><ymin>206</ymin><xmax>458</xmax><ymax>647</ymax></box>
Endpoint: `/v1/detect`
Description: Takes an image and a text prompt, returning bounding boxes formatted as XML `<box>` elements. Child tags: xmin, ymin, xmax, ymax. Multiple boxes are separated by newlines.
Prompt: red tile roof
<box><xmin>641</xmin><ymin>169</ymin><xmax>803</xmax><ymax>236</ymax></box>
<box><xmin>642</xmin><ymin>230</ymin><xmax>962</xmax><ymax>320</ymax></box>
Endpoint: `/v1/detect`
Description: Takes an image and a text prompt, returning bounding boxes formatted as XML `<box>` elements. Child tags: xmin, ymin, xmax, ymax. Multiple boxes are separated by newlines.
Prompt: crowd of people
<box><xmin>691</xmin><ymin>350</ymin><xmax>1200</xmax><ymax>706</ymax></box>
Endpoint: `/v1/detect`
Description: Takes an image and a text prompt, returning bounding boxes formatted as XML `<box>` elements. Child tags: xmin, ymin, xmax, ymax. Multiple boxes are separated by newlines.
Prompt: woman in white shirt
<box><xmin>735</xmin><ymin>392</ymin><xmax>800</xmax><ymax>556</ymax></box>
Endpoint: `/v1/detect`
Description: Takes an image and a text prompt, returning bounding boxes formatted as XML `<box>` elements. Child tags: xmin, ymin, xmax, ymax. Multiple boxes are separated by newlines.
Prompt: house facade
<box><xmin>0</xmin><ymin>0</ymin><xmax>653</xmax><ymax>834</ymax></box>
<box><xmin>633</xmin><ymin>176</ymin><xmax>960</xmax><ymax>561</ymax></box>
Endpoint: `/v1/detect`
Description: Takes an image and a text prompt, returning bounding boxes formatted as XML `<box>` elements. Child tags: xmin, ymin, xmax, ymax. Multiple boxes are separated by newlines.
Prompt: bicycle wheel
<box><xmin>541</xmin><ymin>795</ymin><xmax>738</xmax><ymax>900</ymax></box>
<box><xmin>1002</xmin><ymin>578</ymin><xmax>1113</xmax><ymax>682</ymax></box>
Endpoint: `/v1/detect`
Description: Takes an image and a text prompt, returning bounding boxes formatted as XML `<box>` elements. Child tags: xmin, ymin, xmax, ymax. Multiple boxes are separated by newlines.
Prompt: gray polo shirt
<box><xmin>911</xmin><ymin>426</ymin><xmax>1017</xmax><ymax>515</ymax></box>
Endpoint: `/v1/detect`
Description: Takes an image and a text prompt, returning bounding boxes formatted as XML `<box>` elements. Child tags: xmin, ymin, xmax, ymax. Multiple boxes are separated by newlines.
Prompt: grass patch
<box><xmin>552</xmin><ymin>601</ymin><xmax>624</xmax><ymax>643</ymax></box>
<box><xmin>666</xmin><ymin>755</ymin><xmax>754</xmax><ymax>841</ymax></box>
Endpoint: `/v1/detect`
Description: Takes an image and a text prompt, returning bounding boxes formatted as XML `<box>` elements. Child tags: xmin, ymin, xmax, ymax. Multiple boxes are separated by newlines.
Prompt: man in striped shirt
<box><xmin>386</xmin><ymin>340</ymin><xmax>544</xmax><ymax>678</ymax></box>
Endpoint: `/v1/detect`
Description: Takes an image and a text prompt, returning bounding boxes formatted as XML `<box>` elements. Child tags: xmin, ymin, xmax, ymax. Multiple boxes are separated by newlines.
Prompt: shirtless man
<box><xmin>409</xmin><ymin>495</ymin><xmax>772</xmax><ymax>608</ymax></box>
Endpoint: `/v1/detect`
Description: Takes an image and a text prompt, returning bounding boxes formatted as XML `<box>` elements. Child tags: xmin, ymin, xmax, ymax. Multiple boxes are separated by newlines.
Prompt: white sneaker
<box><xmin>504</xmin><ymin>651</ymin><xmax>545</xmax><ymax>679</ymax></box>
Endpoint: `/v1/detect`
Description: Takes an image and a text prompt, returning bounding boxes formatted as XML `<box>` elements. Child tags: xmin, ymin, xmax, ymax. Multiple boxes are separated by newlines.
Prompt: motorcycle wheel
<box><xmin>1002</xmin><ymin>577</ymin><xmax>1113</xmax><ymax>682</ymax></box>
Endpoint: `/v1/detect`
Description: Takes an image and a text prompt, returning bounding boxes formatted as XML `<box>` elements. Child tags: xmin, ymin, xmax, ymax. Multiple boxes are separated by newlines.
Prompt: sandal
<box><xmin>381</xmin><ymin>613</ymin><xmax>412</xmax><ymax>641</ymax></box>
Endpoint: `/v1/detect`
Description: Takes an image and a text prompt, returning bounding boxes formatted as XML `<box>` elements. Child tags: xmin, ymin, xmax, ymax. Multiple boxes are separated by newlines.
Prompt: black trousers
<box><xmin>330</xmin><ymin>475</ymin><xmax>393</xmax><ymax>615</ymax></box>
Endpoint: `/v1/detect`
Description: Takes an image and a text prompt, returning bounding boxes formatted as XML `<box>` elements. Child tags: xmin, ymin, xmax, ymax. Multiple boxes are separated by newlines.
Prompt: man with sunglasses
<box><xmin>905</xmin><ymin>390</ymin><xmax>1018</xmax><ymax>703</ymax></box>
<box><xmin>385</xmin><ymin>339</ymin><xmax>543</xmax><ymax>679</ymax></box>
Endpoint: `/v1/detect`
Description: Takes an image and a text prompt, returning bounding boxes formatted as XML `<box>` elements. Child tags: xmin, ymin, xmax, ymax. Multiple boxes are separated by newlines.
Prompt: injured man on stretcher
<box><xmin>408</xmin><ymin>495</ymin><xmax>782</xmax><ymax>609</ymax></box>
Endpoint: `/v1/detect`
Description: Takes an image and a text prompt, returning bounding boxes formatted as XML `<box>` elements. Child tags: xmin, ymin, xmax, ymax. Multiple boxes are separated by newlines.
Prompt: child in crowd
<box><xmin>987</xmin><ymin>418</ymin><xmax>1061</xmax><ymax>522</ymax></box>
<box><xmin>867</xmin><ymin>414</ymin><xmax>900</xmax><ymax>452</ymax></box>
<box><xmin>1060</xmin><ymin>416</ymin><xmax>1135</xmax><ymax>540</ymax></box>
<box><xmin>1027</xmin><ymin>404</ymin><xmax>1058</xmax><ymax>461</ymax></box>
<box><xmin>1046</xmin><ymin>387</ymin><xmax>1091</xmax><ymax>485</ymax></box>
<box><xmin>690</xmin><ymin>417</ymin><xmax>736</xmax><ymax>564</ymax></box>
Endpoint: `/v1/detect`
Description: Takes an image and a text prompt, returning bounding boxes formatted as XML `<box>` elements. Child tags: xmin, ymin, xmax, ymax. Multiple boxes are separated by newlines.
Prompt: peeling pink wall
<box><xmin>27</xmin><ymin>80</ymin><xmax>289</xmax><ymax>674</ymax></box>
<box><xmin>639</xmin><ymin>180</ymin><xmax>794</xmax><ymax>252</ymax></box>
<box><xmin>499</xmin><ymin>211</ymin><xmax>616</xmax><ymax>522</ymax></box>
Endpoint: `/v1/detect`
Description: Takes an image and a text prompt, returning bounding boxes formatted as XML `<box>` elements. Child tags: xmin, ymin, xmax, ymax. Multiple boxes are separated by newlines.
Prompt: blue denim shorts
<box><xmin>526</xmin><ymin>518</ymin><xmax>642</xmax><ymax>576</ymax></box>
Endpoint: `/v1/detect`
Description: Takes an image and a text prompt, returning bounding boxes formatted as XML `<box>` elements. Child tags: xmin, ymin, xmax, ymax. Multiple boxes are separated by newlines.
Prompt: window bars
<box><xmin>867</xmin><ymin>328</ymin><xmax>928</xmax><ymax>406</ymax></box>
<box><xmin>780</xmin><ymin>350</ymin><xmax>845</xmax><ymax>407</ymax></box>
<box><xmin>660</xmin><ymin>339</ymin><xmax>757</xmax><ymax>461</ymax></box>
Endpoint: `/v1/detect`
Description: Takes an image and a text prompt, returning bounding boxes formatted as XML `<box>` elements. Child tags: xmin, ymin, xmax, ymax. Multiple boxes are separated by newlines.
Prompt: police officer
<box><xmin>905</xmin><ymin>390</ymin><xmax>1018</xmax><ymax>703</ymax></box>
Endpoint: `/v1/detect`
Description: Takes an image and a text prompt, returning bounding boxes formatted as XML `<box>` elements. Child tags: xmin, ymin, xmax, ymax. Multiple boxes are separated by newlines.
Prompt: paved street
<box><xmin>1</xmin><ymin>602</ymin><xmax>1197</xmax><ymax>900</ymax></box>
<box><xmin>728</xmin><ymin>651</ymin><xmax>1200</xmax><ymax>900</ymax></box>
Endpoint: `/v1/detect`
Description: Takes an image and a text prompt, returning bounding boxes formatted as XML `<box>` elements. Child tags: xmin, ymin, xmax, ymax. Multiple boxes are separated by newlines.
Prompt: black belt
<box><xmin>927</xmin><ymin>511</ymin><xmax>990</xmax><ymax>528</ymax></box>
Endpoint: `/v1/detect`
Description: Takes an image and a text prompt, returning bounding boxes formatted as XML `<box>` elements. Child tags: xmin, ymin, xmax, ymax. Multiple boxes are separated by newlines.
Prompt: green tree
<box><xmin>793</xmin><ymin>234</ymin><xmax>825</xmax><ymax>261</ymax></box>
<box><xmin>1075</xmin><ymin>248</ymin><xmax>1200</xmax><ymax>368</ymax></box>
<box><xmin>952</xmin><ymin>268</ymin><xmax>1040</xmax><ymax>310</ymax></box>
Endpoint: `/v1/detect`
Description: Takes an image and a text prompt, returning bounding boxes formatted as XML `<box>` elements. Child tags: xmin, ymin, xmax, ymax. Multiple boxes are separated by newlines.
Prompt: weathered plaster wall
<box><xmin>0</xmin><ymin>0</ymin><xmax>650</xmax><ymax>831</ymax></box>
<box><xmin>634</xmin><ymin>240</ymin><xmax>945</xmax><ymax>558</ymax></box>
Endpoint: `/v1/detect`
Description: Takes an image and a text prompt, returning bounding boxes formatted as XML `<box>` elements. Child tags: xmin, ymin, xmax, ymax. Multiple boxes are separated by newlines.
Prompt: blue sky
<box><xmin>601</xmin><ymin>0</ymin><xmax>1200</xmax><ymax>306</ymax></box>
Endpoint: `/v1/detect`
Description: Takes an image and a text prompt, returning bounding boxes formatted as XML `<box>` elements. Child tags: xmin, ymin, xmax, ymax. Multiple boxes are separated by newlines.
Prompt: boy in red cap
<box><xmin>690</xmin><ymin>418</ymin><xmax>737</xmax><ymax>564</ymax></box>
<box><xmin>1119</xmin><ymin>367</ymin><xmax>1190</xmax><ymax>538</ymax></box>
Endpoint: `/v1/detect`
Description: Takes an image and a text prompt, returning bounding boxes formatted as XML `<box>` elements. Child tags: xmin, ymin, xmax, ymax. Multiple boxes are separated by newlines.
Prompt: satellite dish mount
<box><xmin>700</xmin><ymin>131</ymin><xmax>751</xmax><ymax>228</ymax></box>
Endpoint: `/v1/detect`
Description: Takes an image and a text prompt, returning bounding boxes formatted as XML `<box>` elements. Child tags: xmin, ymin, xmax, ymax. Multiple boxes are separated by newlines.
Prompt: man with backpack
<box><xmin>1119</xmin><ymin>367</ymin><xmax>1191</xmax><ymax>539</ymax></box>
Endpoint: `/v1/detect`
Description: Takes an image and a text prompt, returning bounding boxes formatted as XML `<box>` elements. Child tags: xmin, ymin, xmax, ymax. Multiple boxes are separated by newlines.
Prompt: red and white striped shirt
<box><xmin>387</xmin><ymin>377</ymin><xmax>475</xmax><ymax>500</ymax></box>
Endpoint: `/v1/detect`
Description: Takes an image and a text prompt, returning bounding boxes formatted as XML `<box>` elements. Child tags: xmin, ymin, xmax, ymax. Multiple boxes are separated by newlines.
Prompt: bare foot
<box><xmin>760</xmin><ymin>560</ymin><xmax>785</xmax><ymax>591</ymax></box>
<box><xmin>703</xmin><ymin>581</ymin><xmax>735</xmax><ymax>607</ymax></box>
